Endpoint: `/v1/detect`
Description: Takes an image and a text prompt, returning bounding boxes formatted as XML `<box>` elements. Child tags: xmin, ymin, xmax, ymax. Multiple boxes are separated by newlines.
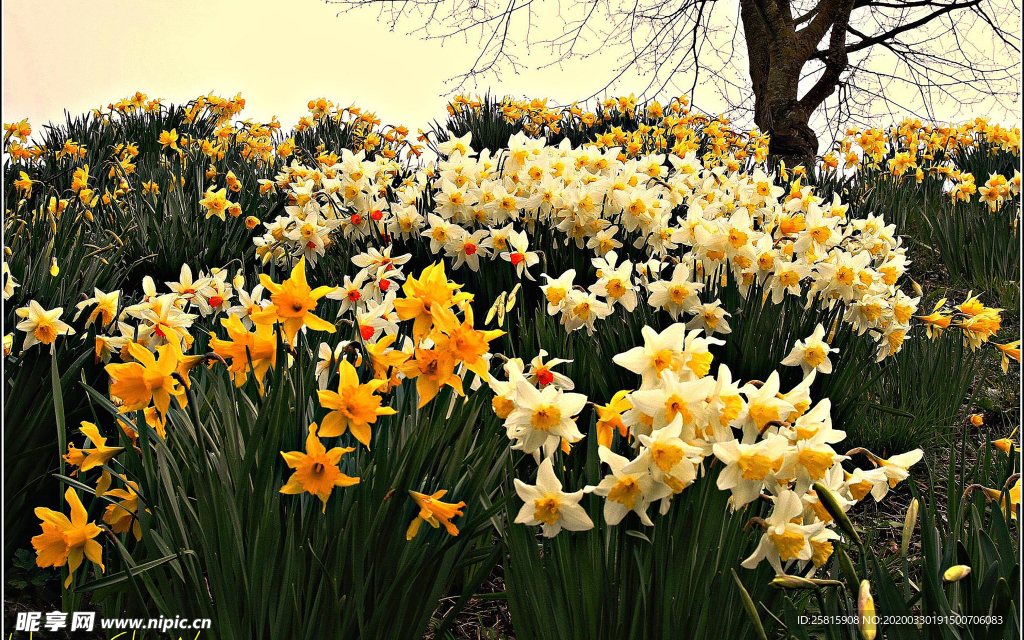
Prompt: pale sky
<box><xmin>2</xmin><ymin>0</ymin><xmax>673</xmax><ymax>135</ymax></box>
<box><xmin>3</xmin><ymin>0</ymin><xmax>1019</xmax><ymax>139</ymax></box>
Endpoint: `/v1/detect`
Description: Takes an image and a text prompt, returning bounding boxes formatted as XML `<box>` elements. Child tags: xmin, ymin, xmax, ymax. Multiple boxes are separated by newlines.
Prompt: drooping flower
<box><xmin>994</xmin><ymin>340</ymin><xmax>1021</xmax><ymax>373</ymax></box>
<box><xmin>847</xmin><ymin>447</ymin><xmax>923</xmax><ymax>500</ymax></box>
<box><xmin>406</xmin><ymin>489</ymin><xmax>466</xmax><ymax>540</ymax></box>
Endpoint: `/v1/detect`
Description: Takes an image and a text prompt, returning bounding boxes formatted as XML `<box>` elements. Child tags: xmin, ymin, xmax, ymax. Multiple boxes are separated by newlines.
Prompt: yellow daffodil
<box><xmin>364</xmin><ymin>334</ymin><xmax>410</xmax><ymax>391</ymax></box>
<box><xmin>595</xmin><ymin>389</ymin><xmax>632</xmax><ymax>448</ymax></box>
<box><xmin>209</xmin><ymin>314</ymin><xmax>278</xmax><ymax>393</ymax></box>
<box><xmin>994</xmin><ymin>340</ymin><xmax>1020</xmax><ymax>373</ymax></box>
<box><xmin>63</xmin><ymin>422</ymin><xmax>124</xmax><ymax>476</ymax></box>
<box><xmin>280</xmin><ymin>423</ymin><xmax>359</xmax><ymax>512</ymax></box>
<box><xmin>199</xmin><ymin>187</ymin><xmax>231</xmax><ymax>221</ymax></box>
<box><xmin>105</xmin><ymin>342</ymin><xmax>187</xmax><ymax>417</ymax></box>
<box><xmin>406</xmin><ymin>489</ymin><xmax>466</xmax><ymax>540</ymax></box>
<box><xmin>252</xmin><ymin>257</ymin><xmax>336</xmax><ymax>344</ymax></box>
<box><xmin>430</xmin><ymin>304</ymin><xmax>504</xmax><ymax>381</ymax></box>
<box><xmin>398</xmin><ymin>342</ymin><xmax>464</xmax><ymax>408</ymax></box>
<box><xmin>32</xmin><ymin>488</ymin><xmax>104</xmax><ymax>587</ymax></box>
<box><xmin>317</xmin><ymin>360</ymin><xmax>396</xmax><ymax>446</ymax></box>
<box><xmin>103</xmin><ymin>476</ymin><xmax>147</xmax><ymax>541</ymax></box>
<box><xmin>158</xmin><ymin>129</ymin><xmax>179</xmax><ymax>151</ymax></box>
<box><xmin>394</xmin><ymin>263</ymin><xmax>473</xmax><ymax>341</ymax></box>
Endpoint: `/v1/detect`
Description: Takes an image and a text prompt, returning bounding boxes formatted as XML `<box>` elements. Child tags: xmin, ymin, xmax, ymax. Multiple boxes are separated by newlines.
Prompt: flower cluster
<box><xmin>832</xmin><ymin>117</ymin><xmax>1021</xmax><ymax>207</ymax></box>
<box><xmin>5</xmin><ymin>93</ymin><xmax>1019</xmax><ymax>594</ymax></box>
<box><xmin>496</xmin><ymin>321</ymin><xmax>926</xmax><ymax>576</ymax></box>
<box><xmin>254</xmin><ymin>131</ymin><xmax>982</xmax><ymax>362</ymax></box>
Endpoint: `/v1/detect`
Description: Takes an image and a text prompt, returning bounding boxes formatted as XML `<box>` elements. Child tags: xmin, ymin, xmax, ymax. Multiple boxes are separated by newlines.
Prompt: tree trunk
<box><xmin>765</xmin><ymin>108</ymin><xmax>818</xmax><ymax>167</ymax></box>
<box><xmin>739</xmin><ymin>0</ymin><xmax>835</xmax><ymax>168</ymax></box>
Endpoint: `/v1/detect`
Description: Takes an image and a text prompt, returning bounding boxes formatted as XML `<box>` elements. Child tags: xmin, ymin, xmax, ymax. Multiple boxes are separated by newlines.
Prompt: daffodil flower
<box><xmin>317</xmin><ymin>360</ymin><xmax>396</xmax><ymax>446</ymax></box>
<box><xmin>280</xmin><ymin>423</ymin><xmax>359</xmax><ymax>512</ymax></box>
<box><xmin>514</xmin><ymin>457</ymin><xmax>594</xmax><ymax>537</ymax></box>
<box><xmin>32</xmin><ymin>488</ymin><xmax>104</xmax><ymax>587</ymax></box>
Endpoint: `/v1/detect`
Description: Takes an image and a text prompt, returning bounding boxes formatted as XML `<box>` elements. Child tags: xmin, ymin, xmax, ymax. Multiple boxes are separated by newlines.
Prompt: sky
<box><xmin>2</xmin><ymin>0</ymin><xmax>671</xmax><ymax>134</ymax></box>
<box><xmin>2</xmin><ymin>0</ymin><xmax>1019</xmax><ymax>138</ymax></box>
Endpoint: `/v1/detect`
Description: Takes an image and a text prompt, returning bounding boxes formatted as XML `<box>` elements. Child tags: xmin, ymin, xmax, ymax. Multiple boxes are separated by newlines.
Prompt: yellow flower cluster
<box><xmin>834</xmin><ymin>117</ymin><xmax>1022</xmax><ymax>207</ymax></box>
<box><xmin>448</xmin><ymin>93</ymin><xmax>767</xmax><ymax>165</ymax></box>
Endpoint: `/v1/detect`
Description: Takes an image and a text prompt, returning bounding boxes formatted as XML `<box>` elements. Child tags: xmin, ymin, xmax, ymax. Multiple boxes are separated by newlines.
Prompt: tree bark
<box><xmin>739</xmin><ymin>0</ymin><xmax>853</xmax><ymax>167</ymax></box>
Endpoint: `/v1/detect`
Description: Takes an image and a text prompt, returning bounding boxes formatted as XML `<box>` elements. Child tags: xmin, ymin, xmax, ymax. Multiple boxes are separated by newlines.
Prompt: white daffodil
<box><xmin>166</xmin><ymin>263</ymin><xmax>212</xmax><ymax>307</ymax></box>
<box><xmin>446</xmin><ymin>229</ymin><xmax>493</xmax><ymax>272</ymax></box>
<box><xmin>587</xmin><ymin>447</ymin><xmax>671</xmax><ymax>526</ymax></box>
<box><xmin>628</xmin><ymin>370</ymin><xmax>715</xmax><ymax>434</ymax></box>
<box><xmin>802</xmin><ymin>463</ymin><xmax>855</xmax><ymax>525</ymax></box>
<box><xmin>525</xmin><ymin>350</ymin><xmax>575</xmax><ymax>390</ymax></box>
<box><xmin>561</xmin><ymin>289</ymin><xmax>611</xmax><ymax>335</ymax></box>
<box><xmin>637</xmin><ymin>415</ymin><xmax>704</xmax><ymax>491</ymax></box>
<box><xmin>327</xmin><ymin>272</ymin><xmax>371</xmax><ymax>315</ymax></box>
<box><xmin>647</xmin><ymin>264</ymin><xmax>703</xmax><ymax>320</ymax></box>
<box><xmin>685</xmin><ymin>300</ymin><xmax>732</xmax><ymax>336</ymax></box>
<box><xmin>713</xmin><ymin>434</ymin><xmax>790</xmax><ymax>508</ymax></box>
<box><xmin>504</xmin><ymin>379</ymin><xmax>587</xmax><ymax>456</ymax></box>
<box><xmin>500</xmin><ymin>229</ymin><xmax>540</xmax><ymax>280</ymax></box>
<box><xmin>741</xmin><ymin>490</ymin><xmax>825</xmax><ymax>574</ymax></box>
<box><xmin>612</xmin><ymin>323</ymin><xmax>692</xmax><ymax>388</ymax></box>
<box><xmin>539</xmin><ymin>269</ymin><xmax>576</xmax><ymax>315</ymax></box>
<box><xmin>315</xmin><ymin>341</ymin><xmax>354</xmax><ymax>390</ymax></box>
<box><xmin>778</xmin><ymin>432</ymin><xmax>847</xmax><ymax>495</ymax></box>
<box><xmin>226</xmin><ymin>284</ymin><xmax>267</xmax><ymax>328</ymax></box>
<box><xmin>867</xmin><ymin>449</ymin><xmax>924</xmax><ymax>500</ymax></box>
<box><xmin>739</xmin><ymin>372</ymin><xmax>796</xmax><ymax>443</ymax></box>
<box><xmin>514</xmin><ymin>457</ymin><xmax>594</xmax><ymax>537</ymax></box>
<box><xmin>841</xmin><ymin>466</ymin><xmax>889</xmax><ymax>502</ymax></box>
<box><xmin>590</xmin><ymin>251</ymin><xmax>639</xmax><ymax>312</ymax></box>
<box><xmin>781</xmin><ymin>323</ymin><xmax>838</xmax><ymax>375</ymax></box>
<box><xmin>703</xmin><ymin>364</ymin><xmax>747</xmax><ymax>442</ymax></box>
<box><xmin>3</xmin><ymin>262</ymin><xmax>19</xmax><ymax>300</ymax></box>
<box><xmin>15</xmin><ymin>300</ymin><xmax>75</xmax><ymax>350</ymax></box>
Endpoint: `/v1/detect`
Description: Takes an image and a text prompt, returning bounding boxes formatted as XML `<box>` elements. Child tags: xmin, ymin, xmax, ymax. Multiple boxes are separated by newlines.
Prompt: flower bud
<box><xmin>943</xmin><ymin>565</ymin><xmax>971</xmax><ymax>583</ymax></box>
<box><xmin>770</xmin><ymin>575</ymin><xmax>843</xmax><ymax>590</ymax></box>
<box><xmin>901</xmin><ymin>498</ymin><xmax>918</xmax><ymax>556</ymax></box>
<box><xmin>771</xmin><ymin>575</ymin><xmax>818</xmax><ymax>590</ymax></box>
<box><xmin>858</xmin><ymin>580</ymin><xmax>876</xmax><ymax>640</ymax></box>
<box><xmin>813</xmin><ymin>482</ymin><xmax>861</xmax><ymax>545</ymax></box>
